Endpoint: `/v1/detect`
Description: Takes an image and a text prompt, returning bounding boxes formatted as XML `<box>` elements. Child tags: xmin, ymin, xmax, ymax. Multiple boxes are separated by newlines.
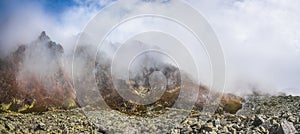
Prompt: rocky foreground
<box><xmin>0</xmin><ymin>95</ymin><xmax>299</xmax><ymax>133</ymax></box>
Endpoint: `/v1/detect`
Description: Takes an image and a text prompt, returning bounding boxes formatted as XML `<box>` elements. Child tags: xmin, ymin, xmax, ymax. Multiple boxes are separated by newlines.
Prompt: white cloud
<box><xmin>1</xmin><ymin>0</ymin><xmax>300</xmax><ymax>95</ymax></box>
<box><xmin>0</xmin><ymin>0</ymin><xmax>109</xmax><ymax>55</ymax></box>
<box><xmin>187</xmin><ymin>0</ymin><xmax>300</xmax><ymax>95</ymax></box>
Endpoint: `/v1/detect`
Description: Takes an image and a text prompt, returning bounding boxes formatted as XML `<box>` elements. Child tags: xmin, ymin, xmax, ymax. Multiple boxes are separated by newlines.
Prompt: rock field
<box><xmin>0</xmin><ymin>95</ymin><xmax>299</xmax><ymax>133</ymax></box>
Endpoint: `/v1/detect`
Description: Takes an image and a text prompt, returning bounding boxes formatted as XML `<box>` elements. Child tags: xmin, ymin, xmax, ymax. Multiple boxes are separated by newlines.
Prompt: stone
<box><xmin>228</xmin><ymin>126</ymin><xmax>236</xmax><ymax>134</ymax></box>
<box><xmin>5</xmin><ymin>122</ymin><xmax>15</xmax><ymax>131</ymax></box>
<box><xmin>271</xmin><ymin>119</ymin><xmax>279</xmax><ymax>125</ymax></box>
<box><xmin>202</xmin><ymin>122</ymin><xmax>213</xmax><ymax>132</ymax></box>
<box><xmin>220</xmin><ymin>119</ymin><xmax>227</xmax><ymax>126</ymax></box>
<box><xmin>181</xmin><ymin>126</ymin><xmax>193</xmax><ymax>133</ymax></box>
<box><xmin>213</xmin><ymin>119</ymin><xmax>220</xmax><ymax>126</ymax></box>
<box><xmin>278</xmin><ymin>120</ymin><xmax>297</xmax><ymax>134</ymax></box>
<box><xmin>170</xmin><ymin>129</ymin><xmax>180</xmax><ymax>134</ymax></box>
<box><xmin>210</xmin><ymin>130</ymin><xmax>218</xmax><ymax>134</ymax></box>
<box><xmin>253</xmin><ymin>115</ymin><xmax>265</xmax><ymax>127</ymax></box>
<box><xmin>288</xmin><ymin>116</ymin><xmax>297</xmax><ymax>123</ymax></box>
<box><xmin>190</xmin><ymin>122</ymin><xmax>201</xmax><ymax>129</ymax></box>
<box><xmin>222</xmin><ymin>126</ymin><xmax>229</xmax><ymax>133</ymax></box>
<box><xmin>230</xmin><ymin>125</ymin><xmax>240</xmax><ymax>133</ymax></box>
<box><xmin>0</xmin><ymin>124</ymin><xmax>6</xmax><ymax>130</ymax></box>
<box><xmin>259</xmin><ymin>126</ymin><xmax>268</xmax><ymax>133</ymax></box>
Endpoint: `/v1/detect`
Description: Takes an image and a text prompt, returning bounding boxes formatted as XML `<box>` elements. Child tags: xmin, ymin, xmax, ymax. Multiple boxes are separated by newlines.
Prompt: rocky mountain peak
<box><xmin>0</xmin><ymin>31</ymin><xmax>76</xmax><ymax>113</ymax></box>
<box><xmin>36</xmin><ymin>31</ymin><xmax>64</xmax><ymax>58</ymax></box>
<box><xmin>38</xmin><ymin>31</ymin><xmax>50</xmax><ymax>41</ymax></box>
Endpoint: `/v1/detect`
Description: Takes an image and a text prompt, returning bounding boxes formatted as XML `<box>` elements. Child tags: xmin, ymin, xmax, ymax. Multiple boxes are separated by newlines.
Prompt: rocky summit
<box><xmin>0</xmin><ymin>31</ymin><xmax>76</xmax><ymax>113</ymax></box>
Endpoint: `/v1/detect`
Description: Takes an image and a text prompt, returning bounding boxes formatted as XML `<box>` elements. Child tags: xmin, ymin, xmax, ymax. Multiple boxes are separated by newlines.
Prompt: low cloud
<box><xmin>188</xmin><ymin>0</ymin><xmax>300</xmax><ymax>95</ymax></box>
<box><xmin>0</xmin><ymin>0</ymin><xmax>299</xmax><ymax>96</ymax></box>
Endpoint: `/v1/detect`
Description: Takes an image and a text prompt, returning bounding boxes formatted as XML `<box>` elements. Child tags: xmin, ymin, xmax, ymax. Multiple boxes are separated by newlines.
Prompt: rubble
<box><xmin>0</xmin><ymin>95</ymin><xmax>298</xmax><ymax>133</ymax></box>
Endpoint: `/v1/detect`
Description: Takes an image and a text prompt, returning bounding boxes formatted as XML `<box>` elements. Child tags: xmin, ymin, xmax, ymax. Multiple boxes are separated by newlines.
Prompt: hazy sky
<box><xmin>0</xmin><ymin>0</ymin><xmax>299</xmax><ymax>95</ymax></box>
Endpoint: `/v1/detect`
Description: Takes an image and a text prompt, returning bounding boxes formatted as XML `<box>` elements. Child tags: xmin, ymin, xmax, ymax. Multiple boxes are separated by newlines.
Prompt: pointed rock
<box><xmin>38</xmin><ymin>31</ymin><xmax>50</xmax><ymax>41</ymax></box>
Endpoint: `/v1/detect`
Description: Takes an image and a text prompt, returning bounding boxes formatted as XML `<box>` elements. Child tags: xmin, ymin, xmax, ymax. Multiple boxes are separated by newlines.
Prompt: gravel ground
<box><xmin>0</xmin><ymin>95</ymin><xmax>299</xmax><ymax>134</ymax></box>
<box><xmin>0</xmin><ymin>109</ymin><xmax>103</xmax><ymax>134</ymax></box>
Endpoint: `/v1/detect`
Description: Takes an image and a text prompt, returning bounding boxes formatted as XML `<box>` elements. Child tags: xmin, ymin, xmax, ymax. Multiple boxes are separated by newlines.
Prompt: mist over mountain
<box><xmin>0</xmin><ymin>0</ymin><xmax>299</xmax><ymax>96</ymax></box>
<box><xmin>0</xmin><ymin>1</ymin><xmax>299</xmax><ymax>133</ymax></box>
<box><xmin>0</xmin><ymin>31</ymin><xmax>76</xmax><ymax>112</ymax></box>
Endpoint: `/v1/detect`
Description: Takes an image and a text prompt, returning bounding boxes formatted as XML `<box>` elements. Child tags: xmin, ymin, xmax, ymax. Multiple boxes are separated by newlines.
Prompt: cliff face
<box><xmin>0</xmin><ymin>31</ymin><xmax>242</xmax><ymax>114</ymax></box>
<box><xmin>0</xmin><ymin>31</ymin><xmax>76</xmax><ymax>112</ymax></box>
<box><xmin>92</xmin><ymin>44</ymin><xmax>242</xmax><ymax>115</ymax></box>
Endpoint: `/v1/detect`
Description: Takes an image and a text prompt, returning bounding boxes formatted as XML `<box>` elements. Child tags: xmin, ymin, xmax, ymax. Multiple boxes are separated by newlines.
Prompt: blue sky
<box><xmin>0</xmin><ymin>0</ymin><xmax>112</xmax><ymax>22</ymax></box>
<box><xmin>0</xmin><ymin>0</ymin><xmax>78</xmax><ymax>14</ymax></box>
<box><xmin>38</xmin><ymin>0</ymin><xmax>78</xmax><ymax>14</ymax></box>
<box><xmin>0</xmin><ymin>1</ymin><xmax>58</xmax><ymax>23</ymax></box>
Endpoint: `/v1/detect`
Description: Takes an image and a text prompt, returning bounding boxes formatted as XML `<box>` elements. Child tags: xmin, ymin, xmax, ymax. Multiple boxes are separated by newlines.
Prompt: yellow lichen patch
<box><xmin>18</xmin><ymin>99</ymin><xmax>36</xmax><ymax>112</ymax></box>
<box><xmin>17</xmin><ymin>106</ymin><xmax>28</xmax><ymax>112</ymax></box>
<box><xmin>28</xmin><ymin>100</ymin><xmax>35</xmax><ymax>109</ymax></box>
<box><xmin>12</xmin><ymin>98</ymin><xmax>22</xmax><ymax>104</ymax></box>
<box><xmin>1</xmin><ymin>102</ymin><xmax>12</xmax><ymax>111</ymax></box>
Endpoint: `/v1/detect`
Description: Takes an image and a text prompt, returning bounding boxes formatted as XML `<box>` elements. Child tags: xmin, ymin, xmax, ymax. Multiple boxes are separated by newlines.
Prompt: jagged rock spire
<box><xmin>38</xmin><ymin>31</ymin><xmax>50</xmax><ymax>41</ymax></box>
